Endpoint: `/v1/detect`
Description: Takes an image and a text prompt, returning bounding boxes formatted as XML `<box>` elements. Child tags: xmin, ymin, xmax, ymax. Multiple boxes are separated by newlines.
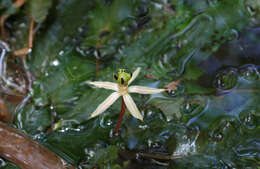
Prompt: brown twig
<box><xmin>0</xmin><ymin>121</ymin><xmax>75</xmax><ymax>169</ymax></box>
<box><xmin>1</xmin><ymin>0</ymin><xmax>26</xmax><ymax>41</ymax></box>
<box><xmin>95</xmin><ymin>24</ymin><xmax>110</xmax><ymax>77</ymax></box>
<box><xmin>113</xmin><ymin>97</ymin><xmax>126</xmax><ymax>134</ymax></box>
<box><xmin>12</xmin><ymin>18</ymin><xmax>35</xmax><ymax>94</ymax></box>
<box><xmin>139</xmin><ymin>152</ymin><xmax>184</xmax><ymax>160</ymax></box>
<box><xmin>96</xmin><ymin>58</ymin><xmax>99</xmax><ymax>77</ymax></box>
<box><xmin>13</xmin><ymin>0</ymin><xmax>26</xmax><ymax>8</ymax></box>
<box><xmin>0</xmin><ymin>15</ymin><xmax>8</xmax><ymax>41</ymax></box>
<box><xmin>13</xmin><ymin>18</ymin><xmax>34</xmax><ymax>56</ymax></box>
<box><xmin>28</xmin><ymin>17</ymin><xmax>34</xmax><ymax>49</ymax></box>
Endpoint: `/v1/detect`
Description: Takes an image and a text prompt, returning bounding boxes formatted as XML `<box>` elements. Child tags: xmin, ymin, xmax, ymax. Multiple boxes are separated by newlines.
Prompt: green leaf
<box><xmin>149</xmin><ymin>94</ymin><xmax>184</xmax><ymax>120</ymax></box>
<box><xmin>28</xmin><ymin>0</ymin><xmax>52</xmax><ymax>23</ymax></box>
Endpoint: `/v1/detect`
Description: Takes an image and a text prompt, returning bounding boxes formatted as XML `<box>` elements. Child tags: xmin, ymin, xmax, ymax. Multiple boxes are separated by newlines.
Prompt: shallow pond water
<box><xmin>0</xmin><ymin>0</ymin><xmax>259</xmax><ymax>168</ymax></box>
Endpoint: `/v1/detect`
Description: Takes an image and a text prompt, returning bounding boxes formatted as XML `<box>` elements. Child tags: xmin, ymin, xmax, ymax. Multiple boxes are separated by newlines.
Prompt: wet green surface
<box><xmin>0</xmin><ymin>0</ymin><xmax>260</xmax><ymax>168</ymax></box>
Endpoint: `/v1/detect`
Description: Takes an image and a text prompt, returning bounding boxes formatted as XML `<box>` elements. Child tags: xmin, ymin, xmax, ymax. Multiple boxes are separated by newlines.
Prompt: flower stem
<box><xmin>96</xmin><ymin>58</ymin><xmax>99</xmax><ymax>77</ymax></box>
<box><xmin>113</xmin><ymin>97</ymin><xmax>125</xmax><ymax>134</ymax></box>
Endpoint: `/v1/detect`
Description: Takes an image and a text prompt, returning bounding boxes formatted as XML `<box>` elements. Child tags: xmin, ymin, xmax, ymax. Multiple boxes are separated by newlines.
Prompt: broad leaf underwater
<box><xmin>0</xmin><ymin>0</ymin><xmax>259</xmax><ymax>168</ymax></box>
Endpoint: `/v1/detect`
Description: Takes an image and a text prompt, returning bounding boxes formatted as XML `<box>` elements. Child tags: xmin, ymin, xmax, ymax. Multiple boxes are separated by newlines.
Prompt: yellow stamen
<box><xmin>118</xmin><ymin>84</ymin><xmax>128</xmax><ymax>95</ymax></box>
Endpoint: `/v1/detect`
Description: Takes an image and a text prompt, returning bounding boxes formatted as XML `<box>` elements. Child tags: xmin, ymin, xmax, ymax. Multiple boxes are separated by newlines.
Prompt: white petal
<box><xmin>128</xmin><ymin>85</ymin><xmax>166</xmax><ymax>94</ymax></box>
<box><xmin>123</xmin><ymin>94</ymin><xmax>143</xmax><ymax>121</ymax></box>
<box><xmin>128</xmin><ymin>67</ymin><xmax>141</xmax><ymax>85</ymax></box>
<box><xmin>90</xmin><ymin>92</ymin><xmax>120</xmax><ymax>118</ymax></box>
<box><xmin>88</xmin><ymin>81</ymin><xmax>118</xmax><ymax>91</ymax></box>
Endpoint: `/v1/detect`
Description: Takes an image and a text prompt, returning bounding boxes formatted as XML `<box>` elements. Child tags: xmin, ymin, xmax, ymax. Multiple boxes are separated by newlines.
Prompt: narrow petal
<box><xmin>88</xmin><ymin>81</ymin><xmax>118</xmax><ymax>91</ymax></box>
<box><xmin>128</xmin><ymin>85</ymin><xmax>166</xmax><ymax>94</ymax></box>
<box><xmin>123</xmin><ymin>94</ymin><xmax>143</xmax><ymax>121</ymax></box>
<box><xmin>90</xmin><ymin>92</ymin><xmax>120</xmax><ymax>118</ymax></box>
<box><xmin>128</xmin><ymin>67</ymin><xmax>141</xmax><ymax>85</ymax></box>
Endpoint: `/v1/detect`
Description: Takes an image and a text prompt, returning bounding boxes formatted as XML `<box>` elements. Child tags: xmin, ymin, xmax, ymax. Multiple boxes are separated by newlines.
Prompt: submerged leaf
<box><xmin>4</xmin><ymin>0</ymin><xmax>260</xmax><ymax>168</ymax></box>
<box><xmin>28</xmin><ymin>0</ymin><xmax>52</xmax><ymax>23</ymax></box>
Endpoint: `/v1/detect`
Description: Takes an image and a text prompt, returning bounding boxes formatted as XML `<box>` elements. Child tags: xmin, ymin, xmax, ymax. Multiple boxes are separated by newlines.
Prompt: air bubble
<box><xmin>239</xmin><ymin>64</ymin><xmax>260</xmax><ymax>81</ymax></box>
<box><xmin>84</xmin><ymin>148</ymin><xmax>95</xmax><ymax>160</ymax></box>
<box><xmin>214</xmin><ymin>68</ymin><xmax>238</xmax><ymax>90</ymax></box>
<box><xmin>59</xmin><ymin>50</ymin><xmax>64</xmax><ymax>56</ymax></box>
<box><xmin>167</xmin><ymin>82</ymin><xmax>184</xmax><ymax>97</ymax></box>
<box><xmin>180</xmin><ymin>96</ymin><xmax>208</xmax><ymax>124</ymax></box>
<box><xmin>51</xmin><ymin>59</ymin><xmax>60</xmax><ymax>66</ymax></box>
<box><xmin>209</xmin><ymin>117</ymin><xmax>238</xmax><ymax>142</ymax></box>
<box><xmin>100</xmin><ymin>115</ymin><xmax>113</xmax><ymax>128</ymax></box>
<box><xmin>239</xmin><ymin>109</ymin><xmax>258</xmax><ymax>131</ymax></box>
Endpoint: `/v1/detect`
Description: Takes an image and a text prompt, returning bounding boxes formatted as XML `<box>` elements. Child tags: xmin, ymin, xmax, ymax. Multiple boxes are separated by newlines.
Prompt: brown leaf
<box><xmin>164</xmin><ymin>79</ymin><xmax>181</xmax><ymax>91</ymax></box>
<box><xmin>0</xmin><ymin>122</ymin><xmax>75</xmax><ymax>169</ymax></box>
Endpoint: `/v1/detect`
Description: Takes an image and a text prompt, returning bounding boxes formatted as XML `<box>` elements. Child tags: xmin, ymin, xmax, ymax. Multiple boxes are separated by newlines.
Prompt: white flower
<box><xmin>87</xmin><ymin>67</ymin><xmax>166</xmax><ymax>121</ymax></box>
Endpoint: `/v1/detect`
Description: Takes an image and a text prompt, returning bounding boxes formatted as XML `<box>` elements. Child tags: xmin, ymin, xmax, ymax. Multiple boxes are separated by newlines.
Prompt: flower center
<box><xmin>118</xmin><ymin>84</ymin><xmax>128</xmax><ymax>95</ymax></box>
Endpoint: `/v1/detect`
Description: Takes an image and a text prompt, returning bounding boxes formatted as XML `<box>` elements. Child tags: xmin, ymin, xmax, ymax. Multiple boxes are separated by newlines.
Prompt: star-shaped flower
<box><xmin>87</xmin><ymin>67</ymin><xmax>166</xmax><ymax>121</ymax></box>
